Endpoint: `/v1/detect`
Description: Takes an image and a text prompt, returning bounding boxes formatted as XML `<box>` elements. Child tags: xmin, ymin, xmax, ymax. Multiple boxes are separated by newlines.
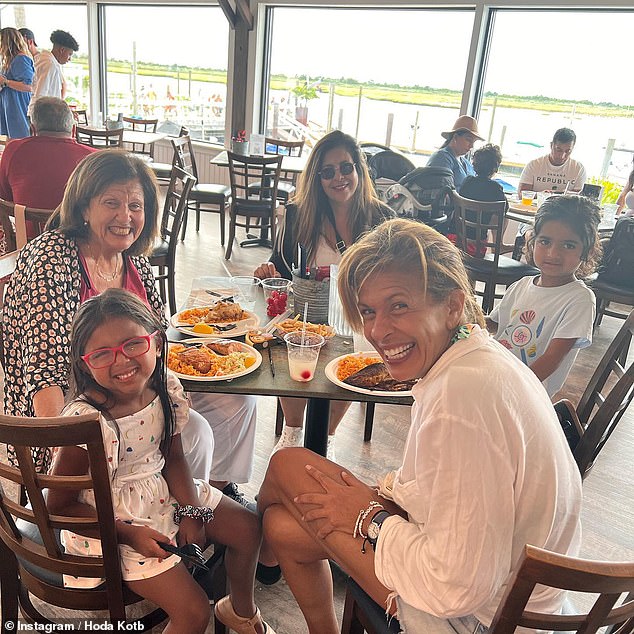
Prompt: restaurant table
<box><xmin>506</xmin><ymin>200</ymin><xmax>617</xmax><ymax>235</ymax></box>
<box><xmin>168</xmin><ymin>279</ymin><xmax>413</xmax><ymax>456</ymax></box>
<box><xmin>78</xmin><ymin>127</ymin><xmax>167</xmax><ymax>147</ymax></box>
<box><xmin>211</xmin><ymin>150</ymin><xmax>308</xmax><ymax>174</ymax></box>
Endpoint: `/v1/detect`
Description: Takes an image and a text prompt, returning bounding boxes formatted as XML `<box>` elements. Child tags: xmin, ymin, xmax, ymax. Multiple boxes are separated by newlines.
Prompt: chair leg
<box><xmin>167</xmin><ymin>268</ymin><xmax>177</xmax><ymax>317</ymax></box>
<box><xmin>275</xmin><ymin>398</ymin><xmax>284</xmax><ymax>436</ymax></box>
<box><xmin>180</xmin><ymin>207</ymin><xmax>189</xmax><ymax>240</ymax></box>
<box><xmin>594</xmin><ymin>299</ymin><xmax>606</xmax><ymax>328</ymax></box>
<box><xmin>0</xmin><ymin>545</ymin><xmax>19</xmax><ymax>633</ymax></box>
<box><xmin>220</xmin><ymin>204</ymin><xmax>226</xmax><ymax>246</ymax></box>
<box><xmin>341</xmin><ymin>584</ymin><xmax>365</xmax><ymax>634</ymax></box>
<box><xmin>196</xmin><ymin>202</ymin><xmax>201</xmax><ymax>232</ymax></box>
<box><xmin>225</xmin><ymin>213</ymin><xmax>236</xmax><ymax>259</ymax></box>
<box><xmin>364</xmin><ymin>402</ymin><xmax>375</xmax><ymax>442</ymax></box>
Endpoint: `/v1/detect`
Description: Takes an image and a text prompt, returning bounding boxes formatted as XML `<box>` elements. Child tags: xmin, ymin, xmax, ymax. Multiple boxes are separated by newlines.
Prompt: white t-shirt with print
<box><xmin>489</xmin><ymin>275</ymin><xmax>595</xmax><ymax>396</ymax></box>
<box><xmin>519</xmin><ymin>155</ymin><xmax>587</xmax><ymax>193</ymax></box>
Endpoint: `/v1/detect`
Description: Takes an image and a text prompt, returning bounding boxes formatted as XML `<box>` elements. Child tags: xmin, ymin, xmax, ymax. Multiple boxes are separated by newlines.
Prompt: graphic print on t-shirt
<box><xmin>497</xmin><ymin>309</ymin><xmax>545</xmax><ymax>365</ymax></box>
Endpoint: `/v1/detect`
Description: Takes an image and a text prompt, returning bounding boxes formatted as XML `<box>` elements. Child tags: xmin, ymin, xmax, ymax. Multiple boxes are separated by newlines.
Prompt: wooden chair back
<box><xmin>122</xmin><ymin>117</ymin><xmax>158</xmax><ymax>157</ymax></box>
<box><xmin>0</xmin><ymin>412</ymin><xmax>164</xmax><ymax>623</ymax></box>
<box><xmin>452</xmin><ymin>191</ymin><xmax>508</xmax><ymax>264</ymax></box>
<box><xmin>489</xmin><ymin>544</ymin><xmax>634</xmax><ymax>634</ymax></box>
<box><xmin>171</xmin><ymin>134</ymin><xmax>199</xmax><ymax>179</ymax></box>
<box><xmin>265</xmin><ymin>137</ymin><xmax>304</xmax><ymax>188</ymax></box>
<box><xmin>228</xmin><ymin>152</ymin><xmax>282</xmax><ymax>213</ymax></box>
<box><xmin>75</xmin><ymin>126</ymin><xmax>124</xmax><ymax>149</ymax></box>
<box><xmin>555</xmin><ymin>309</ymin><xmax>634</xmax><ymax>478</ymax></box>
<box><xmin>0</xmin><ymin>199</ymin><xmax>54</xmax><ymax>252</ymax></box>
<box><xmin>71</xmin><ymin>109</ymin><xmax>88</xmax><ymax>125</ymax></box>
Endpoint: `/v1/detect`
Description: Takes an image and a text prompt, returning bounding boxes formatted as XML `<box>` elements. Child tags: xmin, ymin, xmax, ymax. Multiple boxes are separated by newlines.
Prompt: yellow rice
<box><xmin>168</xmin><ymin>345</ymin><xmax>254</xmax><ymax>377</ymax></box>
<box><xmin>336</xmin><ymin>354</ymin><xmax>381</xmax><ymax>381</ymax></box>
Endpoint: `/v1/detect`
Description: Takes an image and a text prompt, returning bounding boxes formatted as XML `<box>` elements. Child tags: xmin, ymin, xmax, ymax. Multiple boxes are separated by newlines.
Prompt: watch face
<box><xmin>368</xmin><ymin>521</ymin><xmax>381</xmax><ymax>540</ymax></box>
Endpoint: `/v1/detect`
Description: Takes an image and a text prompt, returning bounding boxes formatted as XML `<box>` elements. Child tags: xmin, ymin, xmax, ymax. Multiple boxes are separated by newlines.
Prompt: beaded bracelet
<box><xmin>353</xmin><ymin>501</ymin><xmax>383</xmax><ymax>540</ymax></box>
<box><xmin>173</xmin><ymin>504</ymin><xmax>215</xmax><ymax>524</ymax></box>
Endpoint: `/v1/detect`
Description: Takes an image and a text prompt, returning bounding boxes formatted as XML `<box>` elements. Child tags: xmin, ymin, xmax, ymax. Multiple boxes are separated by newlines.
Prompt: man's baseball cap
<box><xmin>18</xmin><ymin>28</ymin><xmax>37</xmax><ymax>46</ymax></box>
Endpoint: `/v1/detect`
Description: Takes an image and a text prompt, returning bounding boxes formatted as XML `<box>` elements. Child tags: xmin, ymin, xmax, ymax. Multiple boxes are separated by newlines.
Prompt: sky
<box><xmin>2</xmin><ymin>4</ymin><xmax>633</xmax><ymax>107</ymax></box>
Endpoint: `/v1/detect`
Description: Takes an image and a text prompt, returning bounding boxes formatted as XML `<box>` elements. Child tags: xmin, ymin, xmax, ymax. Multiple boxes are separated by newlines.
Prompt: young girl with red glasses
<box><xmin>46</xmin><ymin>288</ymin><xmax>275</xmax><ymax>634</ymax></box>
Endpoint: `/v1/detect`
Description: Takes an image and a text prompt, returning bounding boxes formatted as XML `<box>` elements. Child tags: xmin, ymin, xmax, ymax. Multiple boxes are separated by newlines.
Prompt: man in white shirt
<box><xmin>518</xmin><ymin>128</ymin><xmax>587</xmax><ymax>195</ymax></box>
<box><xmin>28</xmin><ymin>30</ymin><xmax>78</xmax><ymax>117</ymax></box>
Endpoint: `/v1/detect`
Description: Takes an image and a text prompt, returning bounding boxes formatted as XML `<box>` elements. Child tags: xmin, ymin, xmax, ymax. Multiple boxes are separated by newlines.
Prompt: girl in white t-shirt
<box><xmin>487</xmin><ymin>195</ymin><xmax>601</xmax><ymax>397</ymax></box>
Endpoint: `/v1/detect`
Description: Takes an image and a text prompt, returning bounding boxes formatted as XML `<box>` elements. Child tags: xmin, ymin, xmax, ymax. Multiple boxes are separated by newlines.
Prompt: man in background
<box><xmin>0</xmin><ymin>97</ymin><xmax>94</xmax><ymax>210</ymax></box>
<box><xmin>518</xmin><ymin>128</ymin><xmax>587</xmax><ymax>195</ymax></box>
<box><xmin>18</xmin><ymin>28</ymin><xmax>39</xmax><ymax>58</ymax></box>
<box><xmin>28</xmin><ymin>30</ymin><xmax>79</xmax><ymax>117</ymax></box>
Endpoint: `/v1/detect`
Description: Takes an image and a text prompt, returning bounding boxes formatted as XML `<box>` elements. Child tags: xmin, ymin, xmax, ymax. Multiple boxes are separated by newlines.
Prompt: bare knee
<box><xmin>267</xmin><ymin>446</ymin><xmax>314</xmax><ymax>481</ymax></box>
<box><xmin>172</xmin><ymin>592</ymin><xmax>211</xmax><ymax>633</ymax></box>
<box><xmin>263</xmin><ymin>504</ymin><xmax>303</xmax><ymax>553</ymax></box>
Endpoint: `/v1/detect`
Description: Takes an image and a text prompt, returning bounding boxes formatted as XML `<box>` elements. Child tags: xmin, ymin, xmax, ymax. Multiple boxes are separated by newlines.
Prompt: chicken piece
<box><xmin>176</xmin><ymin>347</ymin><xmax>213</xmax><ymax>374</ymax></box>
<box><xmin>205</xmin><ymin>301</ymin><xmax>245</xmax><ymax>323</ymax></box>
<box><xmin>204</xmin><ymin>341</ymin><xmax>242</xmax><ymax>356</ymax></box>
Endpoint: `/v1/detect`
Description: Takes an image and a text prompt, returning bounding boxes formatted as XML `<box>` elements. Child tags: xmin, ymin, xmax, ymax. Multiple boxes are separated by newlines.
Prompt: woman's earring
<box><xmin>83</xmin><ymin>219</ymin><xmax>89</xmax><ymax>226</ymax></box>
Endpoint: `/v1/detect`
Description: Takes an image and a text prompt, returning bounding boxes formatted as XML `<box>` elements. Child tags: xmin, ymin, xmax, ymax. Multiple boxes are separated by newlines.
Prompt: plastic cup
<box><xmin>261</xmin><ymin>278</ymin><xmax>292</xmax><ymax>317</ymax></box>
<box><xmin>284</xmin><ymin>330</ymin><xmax>325</xmax><ymax>382</ymax></box>
<box><xmin>521</xmin><ymin>190</ymin><xmax>536</xmax><ymax>206</ymax></box>
<box><xmin>230</xmin><ymin>276</ymin><xmax>259</xmax><ymax>312</ymax></box>
<box><xmin>536</xmin><ymin>192</ymin><xmax>549</xmax><ymax>208</ymax></box>
<box><xmin>602</xmin><ymin>203</ymin><xmax>618</xmax><ymax>223</ymax></box>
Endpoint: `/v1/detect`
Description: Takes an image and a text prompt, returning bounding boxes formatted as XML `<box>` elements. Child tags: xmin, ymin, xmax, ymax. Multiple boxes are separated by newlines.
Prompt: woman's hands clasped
<box><xmin>294</xmin><ymin>465</ymin><xmax>379</xmax><ymax>539</ymax></box>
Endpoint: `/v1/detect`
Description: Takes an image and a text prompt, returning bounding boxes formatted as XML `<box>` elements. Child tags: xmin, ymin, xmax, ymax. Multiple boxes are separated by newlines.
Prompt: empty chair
<box><xmin>122</xmin><ymin>116</ymin><xmax>158</xmax><ymax>158</ymax></box>
<box><xmin>172</xmin><ymin>134</ymin><xmax>231</xmax><ymax>244</ymax></box>
<box><xmin>0</xmin><ymin>199</ymin><xmax>54</xmax><ymax>251</ymax></box>
<box><xmin>76</xmin><ymin>125</ymin><xmax>124</xmax><ymax>149</ymax></box>
<box><xmin>554</xmin><ymin>308</ymin><xmax>634</xmax><ymax>479</ymax></box>
<box><xmin>150</xmin><ymin>125</ymin><xmax>189</xmax><ymax>189</ymax></box>
<box><xmin>149</xmin><ymin>165</ymin><xmax>196</xmax><ymax>315</ymax></box>
<box><xmin>452</xmin><ymin>191</ymin><xmax>538</xmax><ymax>313</ymax></box>
<box><xmin>225</xmin><ymin>152</ymin><xmax>282</xmax><ymax>259</ymax></box>
<box><xmin>264</xmin><ymin>136</ymin><xmax>305</xmax><ymax>203</ymax></box>
<box><xmin>71</xmin><ymin>108</ymin><xmax>88</xmax><ymax>125</ymax></box>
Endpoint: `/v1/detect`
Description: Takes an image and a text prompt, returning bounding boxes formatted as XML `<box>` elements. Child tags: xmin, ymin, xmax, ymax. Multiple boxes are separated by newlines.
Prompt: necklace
<box><xmin>87</xmin><ymin>244</ymin><xmax>121</xmax><ymax>282</ymax></box>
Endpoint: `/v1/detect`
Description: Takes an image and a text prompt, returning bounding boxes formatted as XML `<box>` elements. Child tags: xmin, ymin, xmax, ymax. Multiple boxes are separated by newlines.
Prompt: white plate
<box><xmin>324</xmin><ymin>352</ymin><xmax>414</xmax><ymax>397</ymax></box>
<box><xmin>168</xmin><ymin>338</ymin><xmax>262</xmax><ymax>382</ymax></box>
<box><xmin>171</xmin><ymin>307</ymin><xmax>260</xmax><ymax>338</ymax></box>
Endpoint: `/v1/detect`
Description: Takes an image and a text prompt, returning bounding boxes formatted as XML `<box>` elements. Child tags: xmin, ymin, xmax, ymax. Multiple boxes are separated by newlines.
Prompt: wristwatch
<box><xmin>366</xmin><ymin>510</ymin><xmax>391</xmax><ymax>550</ymax></box>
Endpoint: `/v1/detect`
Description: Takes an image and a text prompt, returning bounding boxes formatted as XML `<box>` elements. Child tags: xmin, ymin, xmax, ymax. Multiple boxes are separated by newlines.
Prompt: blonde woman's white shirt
<box><xmin>374</xmin><ymin>327</ymin><xmax>582</xmax><ymax>630</ymax></box>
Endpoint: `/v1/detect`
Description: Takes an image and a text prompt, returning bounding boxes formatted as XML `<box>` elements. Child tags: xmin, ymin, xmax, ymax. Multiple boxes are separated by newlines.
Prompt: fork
<box><xmin>157</xmin><ymin>541</ymin><xmax>208</xmax><ymax>571</ymax></box>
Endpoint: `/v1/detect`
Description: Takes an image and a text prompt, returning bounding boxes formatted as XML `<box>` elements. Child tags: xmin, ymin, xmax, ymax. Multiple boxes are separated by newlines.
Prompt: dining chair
<box><xmin>452</xmin><ymin>191</ymin><xmax>539</xmax><ymax>313</ymax></box>
<box><xmin>0</xmin><ymin>411</ymin><xmax>228</xmax><ymax>634</ymax></box>
<box><xmin>341</xmin><ymin>544</ymin><xmax>634</xmax><ymax>634</ymax></box>
<box><xmin>225</xmin><ymin>152</ymin><xmax>282</xmax><ymax>259</ymax></box>
<box><xmin>0</xmin><ymin>199</ymin><xmax>54</xmax><ymax>252</ymax></box>
<box><xmin>149</xmin><ymin>125</ymin><xmax>189</xmax><ymax>189</ymax></box>
<box><xmin>122</xmin><ymin>116</ymin><xmax>158</xmax><ymax>158</ymax></box>
<box><xmin>264</xmin><ymin>137</ymin><xmax>305</xmax><ymax>203</ymax></box>
<box><xmin>553</xmin><ymin>308</ymin><xmax>634</xmax><ymax>479</ymax></box>
<box><xmin>149</xmin><ymin>166</ymin><xmax>196</xmax><ymax>315</ymax></box>
<box><xmin>71</xmin><ymin>108</ymin><xmax>88</xmax><ymax>125</ymax></box>
<box><xmin>75</xmin><ymin>125</ymin><xmax>124</xmax><ymax>149</ymax></box>
<box><xmin>172</xmin><ymin>134</ymin><xmax>231</xmax><ymax>244</ymax></box>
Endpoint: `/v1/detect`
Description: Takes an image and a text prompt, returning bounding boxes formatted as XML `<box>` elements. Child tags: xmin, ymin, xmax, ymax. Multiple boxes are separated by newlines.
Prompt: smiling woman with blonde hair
<box><xmin>258</xmin><ymin>218</ymin><xmax>583</xmax><ymax>634</ymax></box>
<box><xmin>0</xmin><ymin>27</ymin><xmax>33</xmax><ymax>138</ymax></box>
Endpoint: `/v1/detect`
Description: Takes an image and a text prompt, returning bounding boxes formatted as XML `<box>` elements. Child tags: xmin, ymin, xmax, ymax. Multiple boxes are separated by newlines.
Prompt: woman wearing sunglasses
<box><xmin>254</xmin><ymin>130</ymin><xmax>393</xmax><ymax>461</ymax></box>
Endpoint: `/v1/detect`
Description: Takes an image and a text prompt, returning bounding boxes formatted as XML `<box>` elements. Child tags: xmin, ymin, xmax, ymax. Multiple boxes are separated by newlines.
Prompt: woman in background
<box><xmin>254</xmin><ymin>130</ymin><xmax>393</xmax><ymax>460</ymax></box>
<box><xmin>0</xmin><ymin>27</ymin><xmax>33</xmax><ymax>139</ymax></box>
<box><xmin>616</xmin><ymin>166</ymin><xmax>634</xmax><ymax>216</ymax></box>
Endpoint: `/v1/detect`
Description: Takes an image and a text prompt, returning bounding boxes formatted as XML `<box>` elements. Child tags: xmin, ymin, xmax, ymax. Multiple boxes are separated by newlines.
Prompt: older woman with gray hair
<box><xmin>2</xmin><ymin>151</ymin><xmax>256</xmax><ymax>499</ymax></box>
<box><xmin>258</xmin><ymin>218</ymin><xmax>582</xmax><ymax>633</ymax></box>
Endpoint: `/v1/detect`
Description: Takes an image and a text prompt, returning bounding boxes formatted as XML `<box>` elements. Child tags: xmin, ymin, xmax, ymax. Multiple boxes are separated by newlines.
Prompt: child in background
<box><xmin>487</xmin><ymin>195</ymin><xmax>601</xmax><ymax>398</ymax></box>
<box><xmin>459</xmin><ymin>143</ymin><xmax>506</xmax><ymax>203</ymax></box>
<box><xmin>47</xmin><ymin>289</ymin><xmax>274</xmax><ymax>634</ymax></box>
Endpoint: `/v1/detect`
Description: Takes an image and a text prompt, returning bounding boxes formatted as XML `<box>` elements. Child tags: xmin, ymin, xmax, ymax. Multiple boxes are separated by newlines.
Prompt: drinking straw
<box><xmin>563</xmin><ymin>181</ymin><xmax>570</xmax><ymax>194</ymax></box>
<box><xmin>301</xmin><ymin>301</ymin><xmax>308</xmax><ymax>346</ymax></box>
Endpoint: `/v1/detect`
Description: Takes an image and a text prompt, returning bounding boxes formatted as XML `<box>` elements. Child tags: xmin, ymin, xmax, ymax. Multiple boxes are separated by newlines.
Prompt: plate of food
<box><xmin>274</xmin><ymin>317</ymin><xmax>336</xmax><ymax>340</ymax></box>
<box><xmin>324</xmin><ymin>352</ymin><xmax>416</xmax><ymax>397</ymax></box>
<box><xmin>167</xmin><ymin>338</ymin><xmax>262</xmax><ymax>381</ymax></box>
<box><xmin>170</xmin><ymin>301</ymin><xmax>260</xmax><ymax>338</ymax></box>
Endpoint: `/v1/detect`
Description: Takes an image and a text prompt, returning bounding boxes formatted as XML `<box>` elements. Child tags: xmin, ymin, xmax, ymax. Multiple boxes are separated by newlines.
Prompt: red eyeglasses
<box><xmin>81</xmin><ymin>331</ymin><xmax>159</xmax><ymax>369</ymax></box>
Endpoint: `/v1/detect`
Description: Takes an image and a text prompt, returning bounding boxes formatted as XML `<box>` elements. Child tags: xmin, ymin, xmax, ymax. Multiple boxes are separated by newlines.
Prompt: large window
<box><xmin>103</xmin><ymin>5</ymin><xmax>229</xmax><ymax>142</ymax></box>
<box><xmin>264</xmin><ymin>7</ymin><xmax>475</xmax><ymax>156</ymax></box>
<box><xmin>480</xmin><ymin>10</ymin><xmax>634</xmax><ymax>185</ymax></box>
<box><xmin>0</xmin><ymin>3</ymin><xmax>90</xmax><ymax>111</ymax></box>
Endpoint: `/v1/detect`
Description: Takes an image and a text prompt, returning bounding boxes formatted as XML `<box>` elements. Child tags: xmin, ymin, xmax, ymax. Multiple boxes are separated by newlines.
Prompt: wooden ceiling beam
<box><xmin>218</xmin><ymin>0</ymin><xmax>236</xmax><ymax>28</ymax></box>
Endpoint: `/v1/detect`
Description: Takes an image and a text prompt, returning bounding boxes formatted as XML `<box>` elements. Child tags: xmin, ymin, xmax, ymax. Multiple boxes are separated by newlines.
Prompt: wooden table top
<box><xmin>169</xmin><ymin>279</ymin><xmax>413</xmax><ymax>407</ymax></box>
<box><xmin>211</xmin><ymin>151</ymin><xmax>308</xmax><ymax>175</ymax></box>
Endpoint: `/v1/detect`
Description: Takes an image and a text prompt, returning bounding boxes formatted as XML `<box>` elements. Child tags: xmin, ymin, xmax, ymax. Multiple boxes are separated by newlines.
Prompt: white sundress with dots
<box><xmin>58</xmin><ymin>371</ymin><xmax>222</xmax><ymax>588</ymax></box>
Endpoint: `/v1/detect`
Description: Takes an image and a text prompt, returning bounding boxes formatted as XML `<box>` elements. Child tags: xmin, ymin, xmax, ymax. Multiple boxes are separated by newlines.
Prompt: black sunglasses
<box><xmin>318</xmin><ymin>161</ymin><xmax>356</xmax><ymax>180</ymax></box>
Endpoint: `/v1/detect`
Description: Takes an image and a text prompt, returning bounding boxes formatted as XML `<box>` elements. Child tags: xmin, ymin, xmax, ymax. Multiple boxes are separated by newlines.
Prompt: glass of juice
<box><xmin>521</xmin><ymin>190</ymin><xmax>536</xmax><ymax>206</ymax></box>
<box><xmin>284</xmin><ymin>331</ymin><xmax>325</xmax><ymax>382</ymax></box>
